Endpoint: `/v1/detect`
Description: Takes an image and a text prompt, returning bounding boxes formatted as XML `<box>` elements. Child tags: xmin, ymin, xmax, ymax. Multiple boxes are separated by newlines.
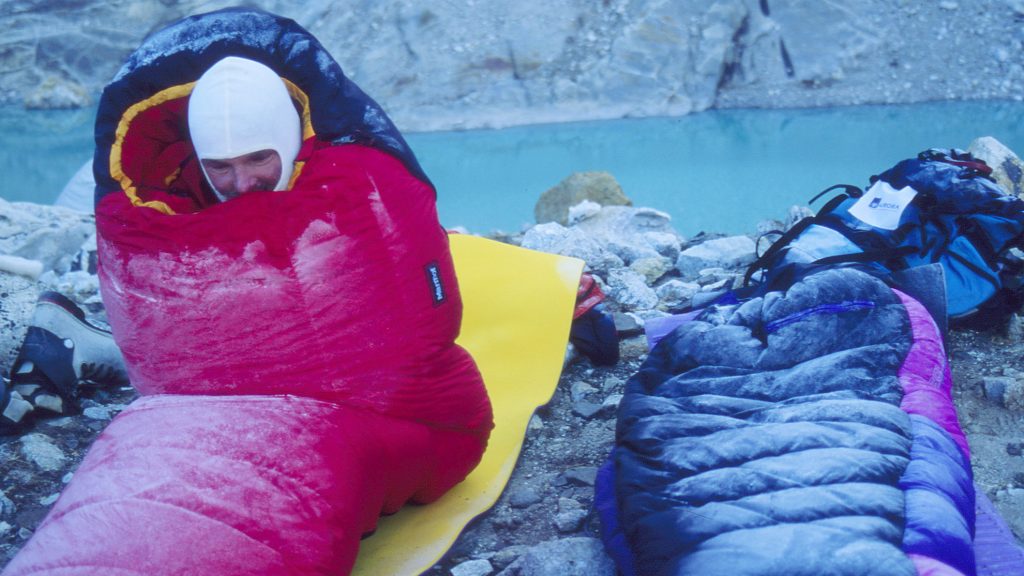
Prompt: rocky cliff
<box><xmin>2</xmin><ymin>0</ymin><xmax>1023</xmax><ymax>131</ymax></box>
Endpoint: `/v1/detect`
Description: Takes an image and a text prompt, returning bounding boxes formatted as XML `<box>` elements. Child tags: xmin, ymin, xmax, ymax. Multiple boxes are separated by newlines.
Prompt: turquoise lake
<box><xmin>2</xmin><ymin>100</ymin><xmax>1022</xmax><ymax>236</ymax></box>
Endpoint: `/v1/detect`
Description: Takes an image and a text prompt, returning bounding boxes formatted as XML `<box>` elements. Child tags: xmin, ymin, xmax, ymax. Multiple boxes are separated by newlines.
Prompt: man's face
<box><xmin>200</xmin><ymin>149</ymin><xmax>283</xmax><ymax>200</ymax></box>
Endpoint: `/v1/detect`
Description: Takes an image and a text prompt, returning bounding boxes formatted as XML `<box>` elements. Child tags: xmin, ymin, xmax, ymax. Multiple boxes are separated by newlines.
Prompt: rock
<box><xmin>508</xmin><ymin>486</ymin><xmax>543</xmax><ymax>509</ymax></box>
<box><xmin>451</xmin><ymin>559</ymin><xmax>494</xmax><ymax>576</ymax></box>
<box><xmin>534</xmin><ymin>172</ymin><xmax>631</xmax><ymax>225</ymax></box>
<box><xmin>490</xmin><ymin>546</ymin><xmax>531</xmax><ymax>571</ymax></box>
<box><xmin>553</xmin><ymin>511</ymin><xmax>587</xmax><ymax>533</ymax></box>
<box><xmin>601</xmin><ymin>394</ymin><xmax>623</xmax><ymax>413</ymax></box>
<box><xmin>571</xmin><ymin>206</ymin><xmax>682</xmax><ymax>264</ymax></box>
<box><xmin>0</xmin><ymin>272</ymin><xmax>41</xmax><ymax>374</ymax></box>
<box><xmin>527</xmin><ymin>414</ymin><xmax>544</xmax><ymax>433</ymax></box>
<box><xmin>606</xmin><ymin>269</ymin><xmax>659</xmax><ymax>311</ymax></box>
<box><xmin>969</xmin><ymin>136</ymin><xmax>1024</xmax><ymax>199</ymax></box>
<box><xmin>656</xmin><ymin>279</ymin><xmax>701</xmax><ymax>309</ymax></box>
<box><xmin>497</xmin><ymin>537</ymin><xmax>615</xmax><ymax>576</ymax></box>
<box><xmin>1005</xmin><ymin>314</ymin><xmax>1024</xmax><ymax>343</ymax></box>
<box><xmin>520</xmin><ymin>223</ymin><xmax>623</xmax><ymax>273</ymax></box>
<box><xmin>24</xmin><ymin>76</ymin><xmax>91</xmax><ymax>109</ymax></box>
<box><xmin>569</xmin><ymin>382</ymin><xmax>598</xmax><ymax>403</ymax></box>
<box><xmin>0</xmin><ymin>198</ymin><xmax>95</xmax><ymax>274</ymax></box>
<box><xmin>4</xmin><ymin>2</ymin><xmax>1024</xmax><ymax>133</ymax></box>
<box><xmin>567</xmin><ymin>200</ymin><xmax>602</xmax><ymax>224</ymax></box>
<box><xmin>82</xmin><ymin>406</ymin><xmax>112</xmax><ymax>421</ymax></box>
<box><xmin>571</xmin><ymin>401</ymin><xmax>603</xmax><ymax>419</ymax></box>
<box><xmin>983</xmin><ymin>376</ymin><xmax>1024</xmax><ymax>411</ymax></box>
<box><xmin>1004</xmin><ymin>379</ymin><xmax>1024</xmax><ymax>412</ymax></box>
<box><xmin>629</xmin><ymin>256</ymin><xmax>672</xmax><ymax>284</ymax></box>
<box><xmin>676</xmin><ymin>235</ymin><xmax>756</xmax><ymax>277</ymax></box>
<box><xmin>19</xmin><ymin>434</ymin><xmax>66</xmax><ymax>472</ymax></box>
<box><xmin>606</xmin><ymin>240</ymin><xmax>661</xmax><ymax>265</ymax></box>
<box><xmin>0</xmin><ymin>490</ymin><xmax>14</xmax><ymax>519</ymax></box>
<box><xmin>562</xmin><ymin>467</ymin><xmax>598</xmax><ymax>487</ymax></box>
<box><xmin>612</xmin><ymin>312</ymin><xmax>643</xmax><ymax>337</ymax></box>
<box><xmin>984</xmin><ymin>377</ymin><xmax>1009</xmax><ymax>401</ymax></box>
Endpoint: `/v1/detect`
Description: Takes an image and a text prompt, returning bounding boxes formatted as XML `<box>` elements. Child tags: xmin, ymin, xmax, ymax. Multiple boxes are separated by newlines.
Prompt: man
<box><xmin>2</xmin><ymin>9</ymin><xmax>493</xmax><ymax>576</ymax></box>
<box><xmin>187</xmin><ymin>56</ymin><xmax>301</xmax><ymax>200</ymax></box>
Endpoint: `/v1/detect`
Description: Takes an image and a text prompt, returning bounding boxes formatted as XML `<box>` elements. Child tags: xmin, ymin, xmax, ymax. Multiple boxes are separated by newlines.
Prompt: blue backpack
<box><xmin>745</xmin><ymin>148</ymin><xmax>1024</xmax><ymax>324</ymax></box>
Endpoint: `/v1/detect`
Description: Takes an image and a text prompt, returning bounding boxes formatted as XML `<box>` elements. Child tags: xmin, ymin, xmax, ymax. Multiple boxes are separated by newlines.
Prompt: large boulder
<box><xmin>0</xmin><ymin>199</ymin><xmax>94</xmax><ymax>274</ymax></box>
<box><xmin>968</xmin><ymin>136</ymin><xmax>1024</xmax><ymax>199</ymax></box>
<box><xmin>0</xmin><ymin>272</ymin><xmax>40</xmax><ymax>374</ymax></box>
<box><xmin>520</xmin><ymin>222</ymin><xmax>624</xmax><ymax>273</ymax></box>
<box><xmin>535</xmin><ymin>172</ymin><xmax>632</xmax><ymax>225</ymax></box>
<box><xmin>569</xmin><ymin>204</ymin><xmax>683</xmax><ymax>263</ymax></box>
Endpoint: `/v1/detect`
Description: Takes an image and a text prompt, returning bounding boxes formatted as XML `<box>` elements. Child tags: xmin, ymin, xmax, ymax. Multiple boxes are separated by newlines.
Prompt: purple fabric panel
<box><xmin>594</xmin><ymin>455</ymin><xmax>637</xmax><ymax>576</ymax></box>
<box><xmin>974</xmin><ymin>488</ymin><xmax>1024</xmax><ymax>576</ymax></box>
<box><xmin>893</xmin><ymin>290</ymin><xmax>971</xmax><ymax>460</ymax></box>
<box><xmin>644</xmin><ymin>310</ymin><xmax>701</xmax><ymax>351</ymax></box>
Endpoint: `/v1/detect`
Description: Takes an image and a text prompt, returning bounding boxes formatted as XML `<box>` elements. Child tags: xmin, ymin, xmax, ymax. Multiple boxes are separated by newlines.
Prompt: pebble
<box><xmin>496</xmin><ymin>537</ymin><xmax>615</xmax><ymax>576</ymax></box>
<box><xmin>508</xmin><ymin>486</ymin><xmax>542</xmax><ymax>509</ymax></box>
<box><xmin>490</xmin><ymin>545</ymin><xmax>530</xmax><ymax>570</ymax></box>
<box><xmin>600</xmin><ymin>394</ymin><xmax>622</xmax><ymax>414</ymax></box>
<box><xmin>527</xmin><ymin>414</ymin><xmax>544</xmax><ymax>432</ymax></box>
<box><xmin>571</xmin><ymin>401</ymin><xmax>602</xmax><ymax>419</ymax></box>
<box><xmin>562</xmin><ymin>467</ymin><xmax>598</xmax><ymax>487</ymax></box>
<box><xmin>19</xmin><ymin>434</ymin><xmax>66</xmax><ymax>472</ymax></box>
<box><xmin>83</xmin><ymin>406</ymin><xmax>112</xmax><ymax>421</ymax></box>
<box><xmin>554</xmin><ymin>509</ymin><xmax>587</xmax><ymax>533</ymax></box>
<box><xmin>569</xmin><ymin>382</ymin><xmax>597</xmax><ymax>403</ymax></box>
<box><xmin>0</xmin><ymin>491</ymin><xmax>14</xmax><ymax>518</ymax></box>
<box><xmin>38</xmin><ymin>493</ymin><xmax>59</xmax><ymax>506</ymax></box>
<box><xmin>612</xmin><ymin>313</ymin><xmax>642</xmax><ymax>336</ymax></box>
<box><xmin>451</xmin><ymin>558</ymin><xmax>494</xmax><ymax>576</ymax></box>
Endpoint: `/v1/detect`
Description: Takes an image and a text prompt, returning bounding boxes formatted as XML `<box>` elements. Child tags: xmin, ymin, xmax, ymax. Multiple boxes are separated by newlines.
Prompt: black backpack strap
<box><xmin>743</xmin><ymin>215</ymin><xmax>817</xmax><ymax>287</ymax></box>
<box><xmin>809</xmin><ymin>183</ymin><xmax>863</xmax><ymax>205</ymax></box>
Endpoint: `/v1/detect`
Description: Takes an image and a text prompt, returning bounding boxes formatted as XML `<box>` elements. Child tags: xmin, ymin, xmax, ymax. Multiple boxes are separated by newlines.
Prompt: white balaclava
<box><xmin>188</xmin><ymin>56</ymin><xmax>301</xmax><ymax>200</ymax></box>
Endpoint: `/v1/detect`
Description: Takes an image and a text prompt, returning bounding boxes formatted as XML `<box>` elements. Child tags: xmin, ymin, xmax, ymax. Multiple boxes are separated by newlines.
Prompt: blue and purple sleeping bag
<box><xmin>596</xmin><ymin>267</ymin><xmax>975</xmax><ymax>575</ymax></box>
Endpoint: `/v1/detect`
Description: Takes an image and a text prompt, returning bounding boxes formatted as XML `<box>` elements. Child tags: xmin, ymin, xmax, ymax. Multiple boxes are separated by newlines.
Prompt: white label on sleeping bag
<box><xmin>848</xmin><ymin>180</ymin><xmax>918</xmax><ymax>230</ymax></box>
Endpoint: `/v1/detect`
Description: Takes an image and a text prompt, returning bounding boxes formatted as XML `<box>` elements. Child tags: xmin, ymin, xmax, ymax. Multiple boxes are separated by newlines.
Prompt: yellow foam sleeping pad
<box><xmin>351</xmin><ymin>234</ymin><xmax>584</xmax><ymax>575</ymax></box>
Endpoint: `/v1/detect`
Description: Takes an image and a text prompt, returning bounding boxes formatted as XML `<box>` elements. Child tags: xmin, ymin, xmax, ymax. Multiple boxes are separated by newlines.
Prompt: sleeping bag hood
<box><xmin>92</xmin><ymin>6</ymin><xmax>491</xmax><ymax>435</ymax></box>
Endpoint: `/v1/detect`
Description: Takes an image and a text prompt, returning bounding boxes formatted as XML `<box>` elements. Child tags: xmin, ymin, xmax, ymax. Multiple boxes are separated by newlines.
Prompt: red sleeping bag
<box><xmin>2</xmin><ymin>8</ymin><xmax>492</xmax><ymax>576</ymax></box>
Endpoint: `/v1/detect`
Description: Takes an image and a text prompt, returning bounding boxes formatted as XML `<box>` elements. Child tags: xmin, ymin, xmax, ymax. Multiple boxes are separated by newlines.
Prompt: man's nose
<box><xmin>234</xmin><ymin>168</ymin><xmax>260</xmax><ymax>194</ymax></box>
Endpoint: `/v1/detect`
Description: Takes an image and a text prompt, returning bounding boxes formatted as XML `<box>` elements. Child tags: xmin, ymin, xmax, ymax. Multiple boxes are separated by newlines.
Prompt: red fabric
<box><xmin>573</xmin><ymin>272</ymin><xmax>606</xmax><ymax>320</ymax></box>
<box><xmin>118</xmin><ymin>95</ymin><xmax>217</xmax><ymax>211</ymax></box>
<box><xmin>3</xmin><ymin>144</ymin><xmax>492</xmax><ymax>575</ymax></box>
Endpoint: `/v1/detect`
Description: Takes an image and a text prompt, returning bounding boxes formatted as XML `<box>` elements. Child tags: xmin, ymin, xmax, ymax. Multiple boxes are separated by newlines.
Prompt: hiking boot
<box><xmin>1</xmin><ymin>292</ymin><xmax>128</xmax><ymax>432</ymax></box>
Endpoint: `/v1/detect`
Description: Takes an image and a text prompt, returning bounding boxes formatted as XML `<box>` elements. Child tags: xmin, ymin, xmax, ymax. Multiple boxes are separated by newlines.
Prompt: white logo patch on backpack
<box><xmin>848</xmin><ymin>180</ymin><xmax>918</xmax><ymax>230</ymax></box>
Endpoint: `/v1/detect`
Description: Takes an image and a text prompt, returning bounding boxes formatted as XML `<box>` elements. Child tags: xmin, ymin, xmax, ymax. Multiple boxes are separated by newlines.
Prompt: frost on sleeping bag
<box><xmin>2</xmin><ymin>8</ymin><xmax>492</xmax><ymax>576</ymax></box>
<box><xmin>603</xmin><ymin>267</ymin><xmax>975</xmax><ymax>576</ymax></box>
